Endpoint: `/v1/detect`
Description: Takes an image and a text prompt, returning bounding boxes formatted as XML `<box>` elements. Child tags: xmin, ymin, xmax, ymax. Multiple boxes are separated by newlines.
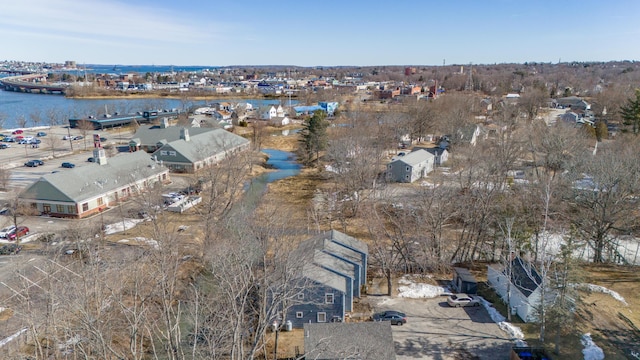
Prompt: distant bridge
<box><xmin>0</xmin><ymin>74</ymin><xmax>68</xmax><ymax>95</ymax></box>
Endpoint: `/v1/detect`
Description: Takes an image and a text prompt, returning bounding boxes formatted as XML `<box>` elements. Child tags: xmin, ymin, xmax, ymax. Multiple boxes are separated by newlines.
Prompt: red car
<box><xmin>15</xmin><ymin>135</ymin><xmax>24</xmax><ymax>140</ymax></box>
<box><xmin>8</xmin><ymin>226</ymin><xmax>29</xmax><ymax>240</ymax></box>
<box><xmin>12</xmin><ymin>129</ymin><xmax>24</xmax><ymax>135</ymax></box>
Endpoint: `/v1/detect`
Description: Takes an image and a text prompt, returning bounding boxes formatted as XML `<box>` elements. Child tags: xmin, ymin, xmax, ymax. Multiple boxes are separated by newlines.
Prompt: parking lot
<box><xmin>369</xmin><ymin>296</ymin><xmax>513</xmax><ymax>360</ymax></box>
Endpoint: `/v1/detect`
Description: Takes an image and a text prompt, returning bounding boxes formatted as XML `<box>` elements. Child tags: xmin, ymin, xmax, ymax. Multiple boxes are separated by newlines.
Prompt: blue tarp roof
<box><xmin>294</xmin><ymin>105</ymin><xmax>323</xmax><ymax>113</ymax></box>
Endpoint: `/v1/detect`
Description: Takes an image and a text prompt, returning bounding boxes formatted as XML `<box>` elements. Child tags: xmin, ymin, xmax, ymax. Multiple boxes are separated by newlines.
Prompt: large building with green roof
<box><xmin>19</xmin><ymin>150</ymin><xmax>169</xmax><ymax>219</ymax></box>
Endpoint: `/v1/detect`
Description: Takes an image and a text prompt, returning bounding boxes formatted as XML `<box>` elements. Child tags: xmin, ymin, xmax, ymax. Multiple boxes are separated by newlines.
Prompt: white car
<box><xmin>0</xmin><ymin>225</ymin><xmax>17</xmax><ymax>238</ymax></box>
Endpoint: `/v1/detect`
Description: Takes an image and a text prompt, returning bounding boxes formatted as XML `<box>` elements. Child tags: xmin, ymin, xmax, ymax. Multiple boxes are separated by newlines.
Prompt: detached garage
<box><xmin>452</xmin><ymin>267</ymin><xmax>478</xmax><ymax>295</ymax></box>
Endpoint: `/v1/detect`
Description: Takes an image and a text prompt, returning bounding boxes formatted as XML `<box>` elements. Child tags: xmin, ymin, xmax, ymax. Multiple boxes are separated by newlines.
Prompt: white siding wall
<box><xmin>487</xmin><ymin>266</ymin><xmax>537</xmax><ymax>322</ymax></box>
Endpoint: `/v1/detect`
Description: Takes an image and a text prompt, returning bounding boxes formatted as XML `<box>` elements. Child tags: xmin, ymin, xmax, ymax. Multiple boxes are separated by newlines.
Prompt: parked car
<box><xmin>447</xmin><ymin>294</ymin><xmax>481</xmax><ymax>307</ymax></box>
<box><xmin>61</xmin><ymin>162</ymin><xmax>75</xmax><ymax>168</ymax></box>
<box><xmin>31</xmin><ymin>159</ymin><xmax>44</xmax><ymax>166</ymax></box>
<box><xmin>0</xmin><ymin>144</ymin><xmax>10</xmax><ymax>149</ymax></box>
<box><xmin>4</xmin><ymin>137</ymin><xmax>15</xmax><ymax>142</ymax></box>
<box><xmin>0</xmin><ymin>244</ymin><xmax>22</xmax><ymax>255</ymax></box>
<box><xmin>73</xmin><ymin>135</ymin><xmax>84</xmax><ymax>141</ymax></box>
<box><xmin>14</xmin><ymin>135</ymin><xmax>24</xmax><ymax>140</ymax></box>
<box><xmin>18</xmin><ymin>139</ymin><xmax>30</xmax><ymax>145</ymax></box>
<box><xmin>372</xmin><ymin>310</ymin><xmax>407</xmax><ymax>325</ymax></box>
<box><xmin>30</xmin><ymin>139</ymin><xmax>41</xmax><ymax>144</ymax></box>
<box><xmin>63</xmin><ymin>135</ymin><xmax>72</xmax><ymax>140</ymax></box>
<box><xmin>12</xmin><ymin>129</ymin><xmax>23</xmax><ymax>134</ymax></box>
<box><xmin>36</xmin><ymin>131</ymin><xmax>47</xmax><ymax>137</ymax></box>
<box><xmin>0</xmin><ymin>225</ymin><xmax>16</xmax><ymax>238</ymax></box>
<box><xmin>24</xmin><ymin>160</ymin><xmax>39</xmax><ymax>167</ymax></box>
<box><xmin>87</xmin><ymin>157</ymin><xmax>96</xmax><ymax>162</ymax></box>
<box><xmin>8</xmin><ymin>226</ymin><xmax>30</xmax><ymax>240</ymax></box>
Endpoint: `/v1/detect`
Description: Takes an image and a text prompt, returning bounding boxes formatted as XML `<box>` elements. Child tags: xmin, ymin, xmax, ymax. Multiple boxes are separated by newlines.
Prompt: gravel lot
<box><xmin>368</xmin><ymin>296</ymin><xmax>513</xmax><ymax>360</ymax></box>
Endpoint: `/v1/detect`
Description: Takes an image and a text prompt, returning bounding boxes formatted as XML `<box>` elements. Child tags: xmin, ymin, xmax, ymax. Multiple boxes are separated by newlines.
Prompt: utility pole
<box><xmin>465</xmin><ymin>62</ymin><xmax>473</xmax><ymax>92</ymax></box>
<box><xmin>67</xmin><ymin>126</ymin><xmax>73</xmax><ymax>151</ymax></box>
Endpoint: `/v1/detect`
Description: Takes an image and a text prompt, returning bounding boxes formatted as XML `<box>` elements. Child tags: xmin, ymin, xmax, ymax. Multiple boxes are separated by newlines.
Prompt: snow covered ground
<box><xmin>581</xmin><ymin>333</ymin><xmax>605</xmax><ymax>360</ymax></box>
<box><xmin>576</xmin><ymin>283</ymin><xmax>628</xmax><ymax>305</ymax></box>
<box><xmin>103</xmin><ymin>218</ymin><xmax>146</xmax><ymax>235</ymax></box>
<box><xmin>117</xmin><ymin>237</ymin><xmax>158</xmax><ymax>249</ymax></box>
<box><xmin>539</xmin><ymin>232</ymin><xmax>640</xmax><ymax>265</ymax></box>
<box><xmin>397</xmin><ymin>274</ymin><xmax>450</xmax><ymax>298</ymax></box>
<box><xmin>0</xmin><ymin>328</ymin><xmax>27</xmax><ymax>348</ymax></box>
<box><xmin>477</xmin><ymin>296</ymin><xmax>526</xmax><ymax>345</ymax></box>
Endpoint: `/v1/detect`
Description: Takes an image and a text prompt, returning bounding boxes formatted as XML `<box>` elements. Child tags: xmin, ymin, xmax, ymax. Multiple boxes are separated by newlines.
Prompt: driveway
<box><xmin>368</xmin><ymin>296</ymin><xmax>513</xmax><ymax>360</ymax></box>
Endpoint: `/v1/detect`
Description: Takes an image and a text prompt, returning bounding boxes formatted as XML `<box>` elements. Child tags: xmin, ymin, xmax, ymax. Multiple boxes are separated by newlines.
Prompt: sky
<box><xmin>2</xmin><ymin>0</ymin><xmax>640</xmax><ymax>67</ymax></box>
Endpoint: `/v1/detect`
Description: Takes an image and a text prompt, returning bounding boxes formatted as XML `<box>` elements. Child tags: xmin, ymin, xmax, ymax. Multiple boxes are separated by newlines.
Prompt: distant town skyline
<box><xmin>3</xmin><ymin>0</ymin><xmax>640</xmax><ymax>67</ymax></box>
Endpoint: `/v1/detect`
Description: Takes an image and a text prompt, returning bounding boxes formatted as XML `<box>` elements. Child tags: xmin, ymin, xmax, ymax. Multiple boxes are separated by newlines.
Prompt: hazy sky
<box><xmin>3</xmin><ymin>0</ymin><xmax>639</xmax><ymax>66</ymax></box>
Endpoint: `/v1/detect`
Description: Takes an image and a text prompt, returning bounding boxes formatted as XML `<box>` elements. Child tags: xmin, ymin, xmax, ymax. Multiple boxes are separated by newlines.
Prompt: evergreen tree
<box><xmin>620</xmin><ymin>89</ymin><xmax>640</xmax><ymax>135</ymax></box>
<box><xmin>299</xmin><ymin>110</ymin><xmax>328</xmax><ymax>166</ymax></box>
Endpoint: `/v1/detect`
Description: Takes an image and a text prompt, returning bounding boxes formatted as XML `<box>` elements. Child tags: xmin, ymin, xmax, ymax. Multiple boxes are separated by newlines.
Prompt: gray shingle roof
<box><xmin>153</xmin><ymin>128</ymin><xmax>249</xmax><ymax>163</ymax></box>
<box><xmin>391</xmin><ymin>149</ymin><xmax>434</xmax><ymax>167</ymax></box>
<box><xmin>20</xmin><ymin>151</ymin><xmax>167</xmax><ymax>203</ymax></box>
<box><xmin>302</xmin><ymin>263</ymin><xmax>347</xmax><ymax>293</ymax></box>
<box><xmin>133</xmin><ymin>125</ymin><xmax>214</xmax><ymax>146</ymax></box>
<box><xmin>304</xmin><ymin>322</ymin><xmax>396</xmax><ymax>360</ymax></box>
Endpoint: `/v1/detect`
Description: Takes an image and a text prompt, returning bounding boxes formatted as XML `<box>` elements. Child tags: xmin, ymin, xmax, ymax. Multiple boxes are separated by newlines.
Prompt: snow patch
<box><xmin>579</xmin><ymin>283</ymin><xmax>627</xmax><ymax>305</ymax></box>
<box><xmin>478</xmin><ymin>297</ymin><xmax>526</xmax><ymax>344</ymax></box>
<box><xmin>104</xmin><ymin>218</ymin><xmax>146</xmax><ymax>235</ymax></box>
<box><xmin>0</xmin><ymin>328</ymin><xmax>27</xmax><ymax>348</ymax></box>
<box><xmin>581</xmin><ymin>333</ymin><xmax>604</xmax><ymax>360</ymax></box>
<box><xmin>118</xmin><ymin>237</ymin><xmax>158</xmax><ymax>250</ymax></box>
<box><xmin>397</xmin><ymin>275</ymin><xmax>448</xmax><ymax>298</ymax></box>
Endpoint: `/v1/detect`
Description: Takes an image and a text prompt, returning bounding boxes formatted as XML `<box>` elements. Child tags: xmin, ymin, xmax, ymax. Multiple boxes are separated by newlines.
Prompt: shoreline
<box><xmin>65</xmin><ymin>91</ymin><xmax>295</xmax><ymax>101</ymax></box>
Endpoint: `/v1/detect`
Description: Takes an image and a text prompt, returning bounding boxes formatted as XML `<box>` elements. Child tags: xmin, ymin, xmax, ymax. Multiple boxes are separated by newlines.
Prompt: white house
<box><xmin>260</xmin><ymin>105</ymin><xmax>285</xmax><ymax>120</ymax></box>
<box><xmin>487</xmin><ymin>257</ymin><xmax>544</xmax><ymax>323</ymax></box>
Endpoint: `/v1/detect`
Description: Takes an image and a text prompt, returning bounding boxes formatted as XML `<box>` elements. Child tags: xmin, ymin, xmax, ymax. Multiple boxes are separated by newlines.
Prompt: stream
<box><xmin>240</xmin><ymin>149</ymin><xmax>302</xmax><ymax>211</ymax></box>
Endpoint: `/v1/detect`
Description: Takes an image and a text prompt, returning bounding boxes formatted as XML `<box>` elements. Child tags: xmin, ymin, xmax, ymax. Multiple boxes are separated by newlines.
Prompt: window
<box><xmin>297</xmin><ymin>293</ymin><xmax>304</xmax><ymax>300</ymax></box>
<box><xmin>405</xmin><ymin>174</ymin><xmax>410</xmax><ymax>180</ymax></box>
<box><xmin>82</xmin><ymin>203</ymin><xmax>89</xmax><ymax>212</ymax></box>
<box><xmin>406</xmin><ymin>166</ymin><xmax>410</xmax><ymax>172</ymax></box>
<box><xmin>97</xmin><ymin>197</ymin><xmax>103</xmax><ymax>206</ymax></box>
<box><xmin>169</xmin><ymin>151</ymin><xmax>177</xmax><ymax>156</ymax></box>
<box><xmin>317</xmin><ymin>312</ymin><xmax>326</xmax><ymax>323</ymax></box>
<box><xmin>296</xmin><ymin>312</ymin><xmax>304</xmax><ymax>319</ymax></box>
<box><xmin>325</xmin><ymin>293</ymin><xmax>334</xmax><ymax>304</ymax></box>
<box><xmin>160</xmin><ymin>150</ymin><xmax>168</xmax><ymax>156</ymax></box>
<box><xmin>67</xmin><ymin>205</ymin><xmax>75</xmax><ymax>214</ymax></box>
<box><xmin>56</xmin><ymin>204</ymin><xmax>65</xmax><ymax>213</ymax></box>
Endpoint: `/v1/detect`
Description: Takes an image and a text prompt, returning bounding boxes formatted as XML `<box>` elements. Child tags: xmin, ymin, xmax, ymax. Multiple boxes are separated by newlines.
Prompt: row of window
<box><xmin>296</xmin><ymin>293</ymin><xmax>334</xmax><ymax>304</ymax></box>
<box><xmin>42</xmin><ymin>204</ymin><xmax>77</xmax><ymax>214</ymax></box>
<box><xmin>296</xmin><ymin>311</ymin><xmax>328</xmax><ymax>323</ymax></box>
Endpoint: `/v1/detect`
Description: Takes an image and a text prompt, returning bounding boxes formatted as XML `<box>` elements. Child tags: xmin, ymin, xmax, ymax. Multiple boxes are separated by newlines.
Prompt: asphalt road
<box><xmin>369</xmin><ymin>296</ymin><xmax>513</xmax><ymax>360</ymax></box>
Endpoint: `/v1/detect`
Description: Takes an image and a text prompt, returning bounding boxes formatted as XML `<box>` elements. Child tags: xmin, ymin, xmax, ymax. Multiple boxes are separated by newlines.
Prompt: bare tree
<box><xmin>29</xmin><ymin>110</ymin><xmax>43</xmax><ymax>128</ymax></box>
<box><xmin>16</xmin><ymin>114</ymin><xmax>28</xmax><ymax>129</ymax></box>
<box><xmin>77</xmin><ymin>119</ymin><xmax>95</xmax><ymax>150</ymax></box>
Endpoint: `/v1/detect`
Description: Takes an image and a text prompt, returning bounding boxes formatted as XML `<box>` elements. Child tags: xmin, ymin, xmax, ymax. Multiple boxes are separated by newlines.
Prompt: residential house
<box><xmin>19</xmin><ymin>150</ymin><xmax>169</xmax><ymax>219</ymax></box>
<box><xmin>260</xmin><ymin>104</ymin><xmax>285</xmax><ymax>120</ymax></box>
<box><xmin>556</xmin><ymin>96</ymin><xmax>590</xmax><ymax>111</ymax></box>
<box><xmin>413</xmin><ymin>147</ymin><xmax>449</xmax><ymax>166</ymax></box>
<box><xmin>487</xmin><ymin>257</ymin><xmax>544</xmax><ymax>322</ymax></box>
<box><xmin>303</xmin><ymin>322</ymin><xmax>396</xmax><ymax>360</ymax></box>
<box><xmin>150</xmin><ymin>127</ymin><xmax>250</xmax><ymax>173</ymax></box>
<box><xmin>258</xmin><ymin>104</ymin><xmax>289</xmax><ymax>126</ymax></box>
<box><xmin>287</xmin><ymin>263</ymin><xmax>348</xmax><ymax>328</ymax></box>
<box><xmin>386</xmin><ymin>149</ymin><xmax>435</xmax><ymax>183</ymax></box>
<box><xmin>285</xmin><ymin>230</ymin><xmax>368</xmax><ymax>329</ymax></box>
<box><xmin>456</xmin><ymin>124</ymin><xmax>481</xmax><ymax>146</ymax></box>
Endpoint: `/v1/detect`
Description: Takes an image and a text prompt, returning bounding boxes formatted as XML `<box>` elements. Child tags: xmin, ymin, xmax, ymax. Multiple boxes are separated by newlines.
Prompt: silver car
<box><xmin>0</xmin><ymin>225</ymin><xmax>16</xmax><ymax>238</ymax></box>
<box><xmin>447</xmin><ymin>293</ymin><xmax>480</xmax><ymax>307</ymax></box>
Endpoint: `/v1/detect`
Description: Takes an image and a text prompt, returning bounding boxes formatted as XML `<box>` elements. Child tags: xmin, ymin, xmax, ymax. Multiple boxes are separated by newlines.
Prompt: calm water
<box><xmin>240</xmin><ymin>149</ymin><xmax>302</xmax><ymax>211</ymax></box>
<box><xmin>0</xmin><ymin>89</ymin><xmax>288</xmax><ymax>129</ymax></box>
